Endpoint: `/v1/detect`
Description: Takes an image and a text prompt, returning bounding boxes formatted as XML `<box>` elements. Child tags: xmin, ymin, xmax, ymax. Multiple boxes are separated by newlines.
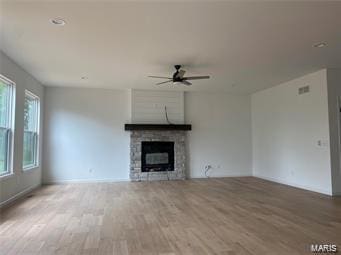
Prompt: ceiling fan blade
<box><xmin>148</xmin><ymin>76</ymin><xmax>172</xmax><ymax>79</ymax></box>
<box><xmin>177</xmin><ymin>70</ymin><xmax>186</xmax><ymax>78</ymax></box>
<box><xmin>156</xmin><ymin>80</ymin><xmax>173</xmax><ymax>85</ymax></box>
<box><xmin>184</xmin><ymin>76</ymin><xmax>210</xmax><ymax>80</ymax></box>
<box><xmin>181</xmin><ymin>80</ymin><xmax>192</xmax><ymax>86</ymax></box>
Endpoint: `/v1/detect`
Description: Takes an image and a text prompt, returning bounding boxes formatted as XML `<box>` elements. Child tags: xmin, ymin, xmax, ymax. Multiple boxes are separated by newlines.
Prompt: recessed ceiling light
<box><xmin>50</xmin><ymin>18</ymin><xmax>66</xmax><ymax>26</ymax></box>
<box><xmin>313</xmin><ymin>42</ymin><xmax>327</xmax><ymax>48</ymax></box>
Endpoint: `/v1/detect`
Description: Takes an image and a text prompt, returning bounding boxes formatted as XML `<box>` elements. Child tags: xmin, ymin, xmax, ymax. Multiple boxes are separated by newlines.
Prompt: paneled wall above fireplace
<box><xmin>131</xmin><ymin>89</ymin><xmax>184</xmax><ymax>124</ymax></box>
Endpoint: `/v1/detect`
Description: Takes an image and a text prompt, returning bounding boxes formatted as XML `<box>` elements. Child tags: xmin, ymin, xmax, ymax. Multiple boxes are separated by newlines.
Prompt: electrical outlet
<box><xmin>298</xmin><ymin>85</ymin><xmax>310</xmax><ymax>95</ymax></box>
<box><xmin>317</xmin><ymin>140</ymin><xmax>329</xmax><ymax>147</ymax></box>
<box><xmin>204</xmin><ymin>165</ymin><xmax>213</xmax><ymax>178</ymax></box>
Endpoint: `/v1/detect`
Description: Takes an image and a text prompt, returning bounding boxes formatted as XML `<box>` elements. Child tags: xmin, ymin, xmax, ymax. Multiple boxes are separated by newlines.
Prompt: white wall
<box><xmin>131</xmin><ymin>89</ymin><xmax>184</xmax><ymax>124</ymax></box>
<box><xmin>43</xmin><ymin>87</ymin><xmax>130</xmax><ymax>183</ymax></box>
<box><xmin>43</xmin><ymin>72</ymin><xmax>339</xmax><ymax>195</ymax></box>
<box><xmin>252</xmin><ymin>70</ymin><xmax>332</xmax><ymax>195</ymax></box>
<box><xmin>326</xmin><ymin>69</ymin><xmax>341</xmax><ymax>195</ymax></box>
<box><xmin>0</xmin><ymin>51</ymin><xmax>44</xmax><ymax>206</ymax></box>
<box><xmin>1</xmin><ymin>51</ymin><xmax>336</xmax><ymax>196</ymax></box>
<box><xmin>185</xmin><ymin>92</ymin><xmax>252</xmax><ymax>178</ymax></box>
<box><xmin>43</xmin><ymin>88</ymin><xmax>253</xmax><ymax>182</ymax></box>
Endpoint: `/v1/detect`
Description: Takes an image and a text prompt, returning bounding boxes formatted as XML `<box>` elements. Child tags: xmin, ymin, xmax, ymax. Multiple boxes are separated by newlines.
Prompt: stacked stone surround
<box><xmin>130</xmin><ymin>130</ymin><xmax>186</xmax><ymax>181</ymax></box>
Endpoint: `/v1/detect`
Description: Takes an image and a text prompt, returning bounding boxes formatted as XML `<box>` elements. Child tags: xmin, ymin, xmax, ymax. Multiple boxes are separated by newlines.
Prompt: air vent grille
<box><xmin>298</xmin><ymin>85</ymin><xmax>310</xmax><ymax>95</ymax></box>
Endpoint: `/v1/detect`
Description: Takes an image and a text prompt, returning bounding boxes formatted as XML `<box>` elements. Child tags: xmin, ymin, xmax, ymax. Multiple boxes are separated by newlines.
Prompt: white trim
<box><xmin>0</xmin><ymin>74</ymin><xmax>15</xmax><ymax>86</ymax></box>
<box><xmin>43</xmin><ymin>178</ymin><xmax>130</xmax><ymax>184</ymax></box>
<box><xmin>253</xmin><ymin>174</ymin><xmax>332</xmax><ymax>196</ymax></box>
<box><xmin>337</xmin><ymin>96</ymin><xmax>341</xmax><ymax>176</ymax></box>
<box><xmin>188</xmin><ymin>173</ymin><xmax>252</xmax><ymax>179</ymax></box>
<box><xmin>23</xmin><ymin>89</ymin><xmax>40</xmax><ymax>170</ymax></box>
<box><xmin>0</xmin><ymin>74</ymin><xmax>16</xmax><ymax>176</ymax></box>
<box><xmin>46</xmin><ymin>176</ymin><xmax>253</xmax><ymax>183</ymax></box>
<box><xmin>22</xmin><ymin>165</ymin><xmax>39</xmax><ymax>172</ymax></box>
<box><xmin>332</xmin><ymin>191</ymin><xmax>341</xmax><ymax>196</ymax></box>
<box><xmin>0</xmin><ymin>172</ymin><xmax>14</xmax><ymax>180</ymax></box>
<box><xmin>0</xmin><ymin>184</ymin><xmax>41</xmax><ymax>208</ymax></box>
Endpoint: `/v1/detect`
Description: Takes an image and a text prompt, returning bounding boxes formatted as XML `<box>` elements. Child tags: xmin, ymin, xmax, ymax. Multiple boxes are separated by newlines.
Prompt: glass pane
<box><xmin>0</xmin><ymin>80</ymin><xmax>9</xmax><ymax>128</ymax></box>
<box><xmin>0</xmin><ymin>128</ymin><xmax>8</xmax><ymax>174</ymax></box>
<box><xmin>24</xmin><ymin>95</ymin><xmax>36</xmax><ymax>131</ymax></box>
<box><xmin>23</xmin><ymin>91</ymin><xmax>39</xmax><ymax>169</ymax></box>
<box><xmin>146</xmin><ymin>153</ymin><xmax>169</xmax><ymax>164</ymax></box>
<box><xmin>23</xmin><ymin>131</ymin><xmax>36</xmax><ymax>168</ymax></box>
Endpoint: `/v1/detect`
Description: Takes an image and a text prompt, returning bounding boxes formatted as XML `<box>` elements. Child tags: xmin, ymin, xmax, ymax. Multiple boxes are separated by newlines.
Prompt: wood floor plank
<box><xmin>1</xmin><ymin>177</ymin><xmax>341</xmax><ymax>255</ymax></box>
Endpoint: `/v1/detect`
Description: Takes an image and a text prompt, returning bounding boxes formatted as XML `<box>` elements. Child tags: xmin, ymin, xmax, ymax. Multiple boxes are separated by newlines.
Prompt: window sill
<box><xmin>23</xmin><ymin>165</ymin><xmax>39</xmax><ymax>172</ymax></box>
<box><xmin>0</xmin><ymin>172</ymin><xmax>15</xmax><ymax>180</ymax></box>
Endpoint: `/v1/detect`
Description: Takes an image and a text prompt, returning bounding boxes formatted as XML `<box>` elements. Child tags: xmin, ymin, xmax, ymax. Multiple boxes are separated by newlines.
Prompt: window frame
<box><xmin>0</xmin><ymin>74</ymin><xmax>15</xmax><ymax>178</ymax></box>
<box><xmin>22</xmin><ymin>90</ymin><xmax>40</xmax><ymax>171</ymax></box>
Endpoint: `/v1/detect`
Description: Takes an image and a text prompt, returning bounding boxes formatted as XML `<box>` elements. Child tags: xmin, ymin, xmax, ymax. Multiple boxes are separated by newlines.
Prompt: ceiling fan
<box><xmin>148</xmin><ymin>65</ymin><xmax>210</xmax><ymax>86</ymax></box>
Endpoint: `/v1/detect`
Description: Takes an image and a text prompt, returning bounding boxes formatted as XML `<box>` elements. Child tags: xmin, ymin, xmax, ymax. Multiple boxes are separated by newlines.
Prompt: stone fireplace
<box><xmin>127</xmin><ymin>127</ymin><xmax>190</xmax><ymax>181</ymax></box>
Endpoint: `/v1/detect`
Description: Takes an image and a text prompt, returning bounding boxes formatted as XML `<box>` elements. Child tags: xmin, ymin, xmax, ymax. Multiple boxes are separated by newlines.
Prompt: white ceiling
<box><xmin>1</xmin><ymin>1</ymin><xmax>341</xmax><ymax>94</ymax></box>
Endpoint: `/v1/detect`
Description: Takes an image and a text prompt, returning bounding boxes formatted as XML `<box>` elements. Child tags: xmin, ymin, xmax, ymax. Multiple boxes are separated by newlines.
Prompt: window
<box><xmin>23</xmin><ymin>90</ymin><xmax>39</xmax><ymax>170</ymax></box>
<box><xmin>0</xmin><ymin>75</ymin><xmax>15</xmax><ymax>176</ymax></box>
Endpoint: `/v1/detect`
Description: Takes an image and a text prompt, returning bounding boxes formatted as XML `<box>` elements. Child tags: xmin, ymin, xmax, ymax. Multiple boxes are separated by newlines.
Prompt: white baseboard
<box><xmin>44</xmin><ymin>178</ymin><xmax>130</xmax><ymax>184</ymax></box>
<box><xmin>253</xmin><ymin>174</ymin><xmax>332</xmax><ymax>196</ymax></box>
<box><xmin>189</xmin><ymin>173</ymin><xmax>252</xmax><ymax>179</ymax></box>
<box><xmin>0</xmin><ymin>184</ymin><xmax>41</xmax><ymax>208</ymax></box>
<box><xmin>45</xmin><ymin>175</ymin><xmax>252</xmax><ymax>183</ymax></box>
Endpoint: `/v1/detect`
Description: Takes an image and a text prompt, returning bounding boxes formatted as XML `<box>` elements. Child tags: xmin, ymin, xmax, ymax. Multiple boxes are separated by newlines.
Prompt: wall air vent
<box><xmin>298</xmin><ymin>85</ymin><xmax>310</xmax><ymax>95</ymax></box>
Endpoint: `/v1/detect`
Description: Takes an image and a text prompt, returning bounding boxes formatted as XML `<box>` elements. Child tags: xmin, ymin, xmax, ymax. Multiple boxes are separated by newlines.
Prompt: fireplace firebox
<box><xmin>141</xmin><ymin>141</ymin><xmax>174</xmax><ymax>172</ymax></box>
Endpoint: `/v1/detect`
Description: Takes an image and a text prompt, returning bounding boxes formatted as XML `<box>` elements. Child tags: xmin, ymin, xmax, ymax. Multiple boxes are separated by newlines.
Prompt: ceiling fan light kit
<box><xmin>148</xmin><ymin>65</ymin><xmax>210</xmax><ymax>86</ymax></box>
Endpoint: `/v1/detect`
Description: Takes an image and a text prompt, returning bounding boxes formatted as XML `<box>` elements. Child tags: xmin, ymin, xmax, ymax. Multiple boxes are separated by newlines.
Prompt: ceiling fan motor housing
<box><xmin>173</xmin><ymin>65</ymin><xmax>182</xmax><ymax>81</ymax></box>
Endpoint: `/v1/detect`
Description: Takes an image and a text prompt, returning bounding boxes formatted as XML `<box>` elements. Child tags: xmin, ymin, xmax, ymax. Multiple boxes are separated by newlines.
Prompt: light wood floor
<box><xmin>1</xmin><ymin>177</ymin><xmax>341</xmax><ymax>255</ymax></box>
